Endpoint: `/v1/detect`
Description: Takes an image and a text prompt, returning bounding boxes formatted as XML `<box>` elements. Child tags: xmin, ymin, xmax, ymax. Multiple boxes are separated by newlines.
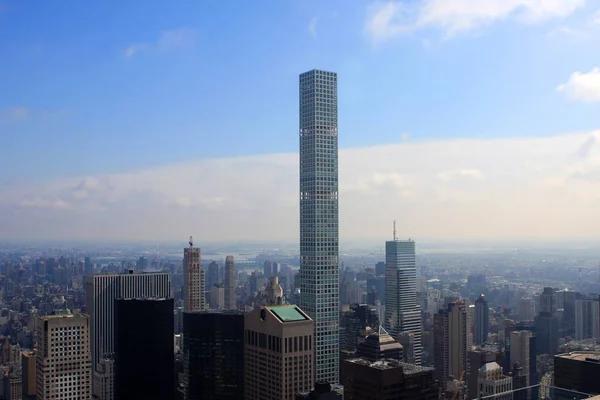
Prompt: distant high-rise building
<box><xmin>244</xmin><ymin>305</ymin><xmax>314</xmax><ymax>400</ymax></box>
<box><xmin>224</xmin><ymin>255</ymin><xmax>236</xmax><ymax>310</ymax></box>
<box><xmin>517</xmin><ymin>298</ymin><xmax>535</xmax><ymax>321</ymax></box>
<box><xmin>263</xmin><ymin>260</ymin><xmax>279</xmax><ymax>278</ymax></box>
<box><xmin>85</xmin><ymin>271</ymin><xmax>171</xmax><ymax>399</ymax></box>
<box><xmin>36</xmin><ymin>313</ymin><xmax>92</xmax><ymax>400</ymax></box>
<box><xmin>114</xmin><ymin>298</ymin><xmax>174</xmax><ymax>400</ymax></box>
<box><xmin>535</xmin><ymin>287</ymin><xmax>559</xmax><ymax>356</ymax></box>
<box><xmin>342</xmin><ymin>358</ymin><xmax>437</xmax><ymax>400</ymax></box>
<box><xmin>575</xmin><ymin>296</ymin><xmax>600</xmax><ymax>340</ymax></box>
<box><xmin>207</xmin><ymin>261</ymin><xmax>220</xmax><ymax>289</ymax></box>
<box><xmin>210</xmin><ymin>283</ymin><xmax>225</xmax><ymax>309</ymax></box>
<box><xmin>265</xmin><ymin>276</ymin><xmax>286</xmax><ymax>305</ymax></box>
<box><xmin>183</xmin><ymin>311</ymin><xmax>244</xmax><ymax>400</ymax></box>
<box><xmin>22</xmin><ymin>350</ymin><xmax>36</xmax><ymax>399</ymax></box>
<box><xmin>339</xmin><ymin>303</ymin><xmax>379</xmax><ymax>352</ymax></box>
<box><xmin>398</xmin><ymin>331</ymin><xmax>416</xmax><ymax>364</ymax></box>
<box><xmin>356</xmin><ymin>326</ymin><xmax>403</xmax><ymax>362</ymax></box>
<box><xmin>540</xmin><ymin>287</ymin><xmax>557</xmax><ymax>315</ymax></box>
<box><xmin>434</xmin><ymin>300</ymin><xmax>471</xmax><ymax>391</ymax></box>
<box><xmin>375</xmin><ymin>262</ymin><xmax>385</xmax><ymax>277</ymax></box>
<box><xmin>384</xmin><ymin>237</ymin><xmax>422</xmax><ymax>365</ymax></box>
<box><xmin>299</xmin><ymin>69</ymin><xmax>339</xmax><ymax>383</ymax></box>
<box><xmin>184</xmin><ymin>240</ymin><xmax>205</xmax><ymax>312</ymax></box>
<box><xmin>474</xmin><ymin>294</ymin><xmax>489</xmax><ymax>345</ymax></box>
<box><xmin>510</xmin><ymin>331</ymin><xmax>533</xmax><ymax>387</ymax></box>
<box><xmin>85</xmin><ymin>256</ymin><xmax>93</xmax><ymax>275</ymax></box>
<box><xmin>136</xmin><ymin>256</ymin><xmax>148</xmax><ymax>271</ymax></box>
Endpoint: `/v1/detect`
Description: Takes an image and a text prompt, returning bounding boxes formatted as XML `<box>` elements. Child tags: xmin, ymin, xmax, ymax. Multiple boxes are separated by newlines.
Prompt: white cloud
<box><xmin>308</xmin><ymin>16</ymin><xmax>318</xmax><ymax>39</ymax></box>
<box><xmin>4</xmin><ymin>131</ymin><xmax>600</xmax><ymax>242</ymax></box>
<box><xmin>557</xmin><ymin>67</ymin><xmax>600</xmax><ymax>102</ymax></box>
<box><xmin>19</xmin><ymin>198</ymin><xmax>70</xmax><ymax>210</ymax></box>
<box><xmin>125</xmin><ymin>28</ymin><xmax>197</xmax><ymax>58</ymax></box>
<box><xmin>437</xmin><ymin>169</ymin><xmax>484</xmax><ymax>181</ymax></box>
<box><xmin>365</xmin><ymin>0</ymin><xmax>585</xmax><ymax>41</ymax></box>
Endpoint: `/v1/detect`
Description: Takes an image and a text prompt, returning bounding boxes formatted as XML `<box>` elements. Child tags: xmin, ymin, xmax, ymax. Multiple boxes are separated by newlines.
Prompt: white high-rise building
<box><xmin>384</xmin><ymin>235</ymin><xmax>422</xmax><ymax>365</ymax></box>
<box><xmin>183</xmin><ymin>238</ymin><xmax>205</xmax><ymax>313</ymax></box>
<box><xmin>85</xmin><ymin>271</ymin><xmax>171</xmax><ymax>399</ymax></box>
<box><xmin>36</xmin><ymin>313</ymin><xmax>92</xmax><ymax>400</ymax></box>
<box><xmin>299</xmin><ymin>69</ymin><xmax>340</xmax><ymax>383</ymax></box>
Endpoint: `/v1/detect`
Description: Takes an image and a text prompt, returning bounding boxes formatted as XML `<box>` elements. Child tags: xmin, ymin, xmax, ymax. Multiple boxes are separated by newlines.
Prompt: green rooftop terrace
<box><xmin>267</xmin><ymin>305</ymin><xmax>309</xmax><ymax>323</ymax></box>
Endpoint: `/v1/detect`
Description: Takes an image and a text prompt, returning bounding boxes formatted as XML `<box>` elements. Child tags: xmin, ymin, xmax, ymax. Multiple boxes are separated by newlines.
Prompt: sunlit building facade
<box><xmin>299</xmin><ymin>69</ymin><xmax>339</xmax><ymax>383</ymax></box>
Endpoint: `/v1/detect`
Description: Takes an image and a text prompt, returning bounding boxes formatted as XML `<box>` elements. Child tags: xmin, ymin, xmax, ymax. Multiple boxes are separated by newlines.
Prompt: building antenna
<box><xmin>393</xmin><ymin>220</ymin><xmax>397</xmax><ymax>241</ymax></box>
<box><xmin>189</xmin><ymin>236</ymin><xmax>193</xmax><ymax>248</ymax></box>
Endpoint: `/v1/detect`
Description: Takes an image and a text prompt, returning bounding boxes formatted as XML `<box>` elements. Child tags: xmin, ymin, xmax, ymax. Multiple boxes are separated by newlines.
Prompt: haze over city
<box><xmin>2</xmin><ymin>0</ymin><xmax>600</xmax><ymax>243</ymax></box>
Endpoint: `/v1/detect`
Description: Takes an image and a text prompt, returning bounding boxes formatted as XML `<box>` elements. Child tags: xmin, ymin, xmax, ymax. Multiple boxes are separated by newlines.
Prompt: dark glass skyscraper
<box><xmin>114</xmin><ymin>298</ymin><xmax>174</xmax><ymax>400</ymax></box>
<box><xmin>474</xmin><ymin>293</ymin><xmax>489</xmax><ymax>345</ymax></box>
<box><xmin>299</xmin><ymin>69</ymin><xmax>339</xmax><ymax>383</ymax></box>
<box><xmin>183</xmin><ymin>311</ymin><xmax>244</xmax><ymax>400</ymax></box>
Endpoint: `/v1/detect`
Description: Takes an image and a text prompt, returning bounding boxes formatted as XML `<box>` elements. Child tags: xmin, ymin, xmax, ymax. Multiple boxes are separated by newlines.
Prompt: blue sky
<box><xmin>2</xmin><ymin>0</ymin><xmax>598</xmax><ymax>180</ymax></box>
<box><xmin>1</xmin><ymin>0</ymin><xmax>600</xmax><ymax>241</ymax></box>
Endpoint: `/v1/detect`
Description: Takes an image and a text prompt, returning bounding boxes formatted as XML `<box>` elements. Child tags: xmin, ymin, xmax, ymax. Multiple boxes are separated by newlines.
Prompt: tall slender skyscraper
<box><xmin>224</xmin><ymin>255</ymin><xmax>236</xmax><ymax>310</ymax></box>
<box><xmin>299</xmin><ymin>69</ymin><xmax>339</xmax><ymax>383</ymax></box>
<box><xmin>384</xmin><ymin>232</ymin><xmax>422</xmax><ymax>365</ymax></box>
<box><xmin>474</xmin><ymin>293</ymin><xmax>489</xmax><ymax>345</ymax></box>
<box><xmin>184</xmin><ymin>237</ymin><xmax>205</xmax><ymax>312</ymax></box>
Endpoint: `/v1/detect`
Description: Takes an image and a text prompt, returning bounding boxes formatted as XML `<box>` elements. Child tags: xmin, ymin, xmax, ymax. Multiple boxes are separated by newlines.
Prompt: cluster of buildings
<box><xmin>0</xmin><ymin>69</ymin><xmax>598</xmax><ymax>399</ymax></box>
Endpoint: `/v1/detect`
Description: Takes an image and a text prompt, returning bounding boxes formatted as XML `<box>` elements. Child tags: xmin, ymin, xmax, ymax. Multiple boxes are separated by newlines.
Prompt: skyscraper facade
<box><xmin>36</xmin><ymin>313</ymin><xmax>92</xmax><ymax>400</ymax></box>
<box><xmin>536</xmin><ymin>287</ymin><xmax>559</xmax><ymax>355</ymax></box>
<box><xmin>224</xmin><ymin>255</ymin><xmax>236</xmax><ymax>310</ymax></box>
<box><xmin>184</xmin><ymin>242</ymin><xmax>205</xmax><ymax>312</ymax></box>
<box><xmin>114</xmin><ymin>298</ymin><xmax>174</xmax><ymax>400</ymax></box>
<box><xmin>299</xmin><ymin>69</ymin><xmax>339</xmax><ymax>383</ymax></box>
<box><xmin>183</xmin><ymin>311</ymin><xmax>245</xmax><ymax>400</ymax></box>
<box><xmin>474</xmin><ymin>294</ymin><xmax>489</xmax><ymax>345</ymax></box>
<box><xmin>384</xmin><ymin>238</ymin><xmax>422</xmax><ymax>364</ymax></box>
<box><xmin>434</xmin><ymin>300</ymin><xmax>471</xmax><ymax>391</ymax></box>
<box><xmin>85</xmin><ymin>271</ymin><xmax>171</xmax><ymax>399</ymax></box>
<box><xmin>244</xmin><ymin>305</ymin><xmax>314</xmax><ymax>400</ymax></box>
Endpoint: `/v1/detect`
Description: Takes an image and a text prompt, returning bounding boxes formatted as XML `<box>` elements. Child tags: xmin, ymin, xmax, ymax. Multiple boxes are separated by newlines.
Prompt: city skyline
<box><xmin>2</xmin><ymin>0</ymin><xmax>600</xmax><ymax>242</ymax></box>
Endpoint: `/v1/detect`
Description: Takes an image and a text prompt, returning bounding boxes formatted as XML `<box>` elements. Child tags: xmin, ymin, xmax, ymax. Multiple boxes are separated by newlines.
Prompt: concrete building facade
<box><xmin>244</xmin><ymin>305</ymin><xmax>314</xmax><ymax>400</ymax></box>
<box><xmin>36</xmin><ymin>313</ymin><xmax>92</xmax><ymax>400</ymax></box>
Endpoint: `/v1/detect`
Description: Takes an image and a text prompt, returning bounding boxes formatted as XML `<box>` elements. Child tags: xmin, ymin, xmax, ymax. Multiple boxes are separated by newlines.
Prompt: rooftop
<box><xmin>267</xmin><ymin>305</ymin><xmax>310</xmax><ymax>323</ymax></box>
<box><xmin>480</xmin><ymin>362</ymin><xmax>501</xmax><ymax>372</ymax></box>
<box><xmin>556</xmin><ymin>352</ymin><xmax>600</xmax><ymax>362</ymax></box>
<box><xmin>347</xmin><ymin>358</ymin><xmax>434</xmax><ymax>375</ymax></box>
